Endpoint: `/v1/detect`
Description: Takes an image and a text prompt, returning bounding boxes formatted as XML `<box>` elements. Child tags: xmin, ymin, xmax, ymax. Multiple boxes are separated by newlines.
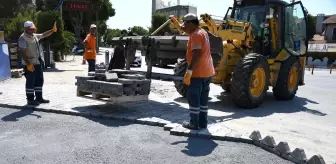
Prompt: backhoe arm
<box><xmin>200</xmin><ymin>13</ymin><xmax>218</xmax><ymax>34</ymax></box>
<box><xmin>169</xmin><ymin>15</ymin><xmax>184</xmax><ymax>34</ymax></box>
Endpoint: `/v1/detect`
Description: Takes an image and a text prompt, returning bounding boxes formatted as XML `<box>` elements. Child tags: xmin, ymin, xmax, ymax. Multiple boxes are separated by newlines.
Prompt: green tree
<box><xmin>307</xmin><ymin>14</ymin><xmax>316</xmax><ymax>40</ymax></box>
<box><xmin>103</xmin><ymin>28</ymin><xmax>123</xmax><ymax>45</ymax></box>
<box><xmin>150</xmin><ymin>12</ymin><xmax>180</xmax><ymax>35</ymax></box>
<box><xmin>5</xmin><ymin>9</ymin><xmax>37</xmax><ymax>41</ymax></box>
<box><xmin>35</xmin><ymin>11</ymin><xmax>67</xmax><ymax>56</ymax></box>
<box><xmin>128</xmin><ymin>26</ymin><xmax>149</xmax><ymax>35</ymax></box>
<box><xmin>150</xmin><ymin>12</ymin><xmax>171</xmax><ymax>35</ymax></box>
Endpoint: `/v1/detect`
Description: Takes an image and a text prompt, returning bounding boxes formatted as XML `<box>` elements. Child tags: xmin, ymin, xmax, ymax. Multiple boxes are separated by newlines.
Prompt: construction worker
<box><xmin>181</xmin><ymin>13</ymin><xmax>215</xmax><ymax>130</ymax></box>
<box><xmin>18</xmin><ymin>21</ymin><xmax>57</xmax><ymax>105</ymax></box>
<box><xmin>83</xmin><ymin>24</ymin><xmax>97</xmax><ymax>72</ymax></box>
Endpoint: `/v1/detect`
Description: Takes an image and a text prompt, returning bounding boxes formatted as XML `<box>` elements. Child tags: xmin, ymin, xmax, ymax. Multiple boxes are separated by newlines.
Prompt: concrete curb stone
<box><xmin>307</xmin><ymin>155</ymin><xmax>326</xmax><ymax>164</ymax></box>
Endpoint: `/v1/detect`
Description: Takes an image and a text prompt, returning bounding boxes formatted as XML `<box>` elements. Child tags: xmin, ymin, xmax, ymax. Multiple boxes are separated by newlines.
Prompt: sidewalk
<box><xmin>0</xmin><ymin>59</ymin><xmax>330</xmax><ymax>164</ymax></box>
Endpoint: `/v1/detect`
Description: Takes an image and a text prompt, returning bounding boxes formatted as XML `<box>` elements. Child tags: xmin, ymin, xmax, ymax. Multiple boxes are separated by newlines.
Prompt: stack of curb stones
<box><xmin>75</xmin><ymin>67</ymin><xmax>151</xmax><ymax>102</ymax></box>
<box><xmin>248</xmin><ymin>130</ymin><xmax>326</xmax><ymax>164</ymax></box>
<box><xmin>165</xmin><ymin>125</ymin><xmax>327</xmax><ymax>164</ymax></box>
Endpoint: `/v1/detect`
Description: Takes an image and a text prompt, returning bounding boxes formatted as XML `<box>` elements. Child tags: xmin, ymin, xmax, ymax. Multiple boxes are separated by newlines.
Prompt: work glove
<box><xmin>184</xmin><ymin>70</ymin><xmax>192</xmax><ymax>85</ymax></box>
<box><xmin>52</xmin><ymin>22</ymin><xmax>57</xmax><ymax>32</ymax></box>
<box><xmin>27</xmin><ymin>64</ymin><xmax>35</xmax><ymax>72</ymax></box>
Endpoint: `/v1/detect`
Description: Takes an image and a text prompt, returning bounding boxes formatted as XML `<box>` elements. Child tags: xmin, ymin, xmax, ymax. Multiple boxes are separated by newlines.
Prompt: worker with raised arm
<box><xmin>83</xmin><ymin>24</ymin><xmax>97</xmax><ymax>73</ymax></box>
<box><xmin>181</xmin><ymin>13</ymin><xmax>215</xmax><ymax>130</ymax></box>
<box><xmin>18</xmin><ymin>21</ymin><xmax>57</xmax><ymax>106</ymax></box>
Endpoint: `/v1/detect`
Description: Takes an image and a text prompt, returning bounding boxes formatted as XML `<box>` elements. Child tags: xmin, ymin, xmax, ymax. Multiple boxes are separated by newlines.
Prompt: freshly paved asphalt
<box><xmin>0</xmin><ymin>107</ymin><xmax>292</xmax><ymax>164</ymax></box>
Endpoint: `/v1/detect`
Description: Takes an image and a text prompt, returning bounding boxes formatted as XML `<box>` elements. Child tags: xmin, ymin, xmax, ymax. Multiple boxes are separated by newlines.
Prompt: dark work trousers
<box><xmin>87</xmin><ymin>59</ymin><xmax>96</xmax><ymax>72</ymax></box>
<box><xmin>187</xmin><ymin>77</ymin><xmax>212</xmax><ymax>128</ymax></box>
<box><xmin>23</xmin><ymin>63</ymin><xmax>44</xmax><ymax>101</ymax></box>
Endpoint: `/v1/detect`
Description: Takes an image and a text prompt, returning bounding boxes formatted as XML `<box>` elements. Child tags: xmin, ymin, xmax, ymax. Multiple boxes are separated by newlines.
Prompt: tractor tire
<box><xmin>173</xmin><ymin>59</ymin><xmax>188</xmax><ymax>97</ymax></box>
<box><xmin>273</xmin><ymin>56</ymin><xmax>301</xmax><ymax>100</ymax></box>
<box><xmin>230</xmin><ymin>53</ymin><xmax>270</xmax><ymax>109</ymax></box>
<box><xmin>221</xmin><ymin>84</ymin><xmax>231</xmax><ymax>93</ymax></box>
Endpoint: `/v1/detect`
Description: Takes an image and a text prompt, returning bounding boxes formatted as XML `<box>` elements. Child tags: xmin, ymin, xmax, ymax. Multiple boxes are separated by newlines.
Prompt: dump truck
<box><xmin>111</xmin><ymin>0</ymin><xmax>309</xmax><ymax>109</ymax></box>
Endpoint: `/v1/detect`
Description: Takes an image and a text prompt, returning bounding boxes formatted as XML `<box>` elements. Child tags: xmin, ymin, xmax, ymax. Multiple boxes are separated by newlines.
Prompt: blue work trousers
<box><xmin>23</xmin><ymin>63</ymin><xmax>44</xmax><ymax>101</ymax></box>
<box><xmin>87</xmin><ymin>59</ymin><xmax>96</xmax><ymax>72</ymax></box>
<box><xmin>187</xmin><ymin>77</ymin><xmax>212</xmax><ymax>127</ymax></box>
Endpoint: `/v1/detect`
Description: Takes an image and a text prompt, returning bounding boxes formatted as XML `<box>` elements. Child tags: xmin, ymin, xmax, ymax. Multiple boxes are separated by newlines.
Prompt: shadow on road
<box><xmin>1</xmin><ymin>109</ymin><xmax>41</xmax><ymax>122</ymax></box>
<box><xmin>71</xmin><ymin>100</ymin><xmax>200</xmax><ymax>126</ymax></box>
<box><xmin>174</xmin><ymin>91</ymin><xmax>326</xmax><ymax>123</ymax></box>
<box><xmin>171</xmin><ymin>136</ymin><xmax>218</xmax><ymax>157</ymax></box>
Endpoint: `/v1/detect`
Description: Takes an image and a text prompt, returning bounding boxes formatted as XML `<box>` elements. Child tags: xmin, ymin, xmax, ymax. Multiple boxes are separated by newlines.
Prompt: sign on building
<box><xmin>328</xmin><ymin>44</ymin><xmax>336</xmax><ymax>52</ymax></box>
<box><xmin>308</xmin><ymin>43</ymin><xmax>336</xmax><ymax>52</ymax></box>
<box><xmin>308</xmin><ymin>44</ymin><xmax>328</xmax><ymax>52</ymax></box>
<box><xmin>63</xmin><ymin>1</ymin><xmax>92</xmax><ymax>11</ymax></box>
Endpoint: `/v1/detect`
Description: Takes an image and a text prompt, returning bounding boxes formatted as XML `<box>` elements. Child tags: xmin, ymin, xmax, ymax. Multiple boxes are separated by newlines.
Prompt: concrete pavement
<box><xmin>0</xmin><ymin>56</ymin><xmax>334</xmax><ymax>163</ymax></box>
<box><xmin>0</xmin><ymin>107</ymin><xmax>292</xmax><ymax>164</ymax></box>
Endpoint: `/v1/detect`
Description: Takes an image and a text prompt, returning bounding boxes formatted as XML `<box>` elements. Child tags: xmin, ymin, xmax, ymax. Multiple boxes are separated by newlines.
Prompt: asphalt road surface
<box><xmin>0</xmin><ymin>107</ymin><xmax>292</xmax><ymax>164</ymax></box>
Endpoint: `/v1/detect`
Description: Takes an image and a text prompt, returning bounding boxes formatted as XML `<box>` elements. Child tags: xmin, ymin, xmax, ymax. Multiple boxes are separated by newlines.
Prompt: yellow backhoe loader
<box><xmin>173</xmin><ymin>0</ymin><xmax>308</xmax><ymax>108</ymax></box>
<box><xmin>112</xmin><ymin>0</ymin><xmax>308</xmax><ymax>109</ymax></box>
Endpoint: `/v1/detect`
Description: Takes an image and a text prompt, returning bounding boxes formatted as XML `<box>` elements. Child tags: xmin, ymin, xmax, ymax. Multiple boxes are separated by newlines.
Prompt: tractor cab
<box><xmin>223</xmin><ymin>0</ymin><xmax>308</xmax><ymax>57</ymax></box>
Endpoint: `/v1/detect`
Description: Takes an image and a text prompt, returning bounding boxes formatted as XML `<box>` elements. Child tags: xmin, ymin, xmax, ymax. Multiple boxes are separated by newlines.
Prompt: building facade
<box><xmin>322</xmin><ymin>15</ymin><xmax>336</xmax><ymax>41</ymax></box>
<box><xmin>156</xmin><ymin>5</ymin><xmax>197</xmax><ymax>18</ymax></box>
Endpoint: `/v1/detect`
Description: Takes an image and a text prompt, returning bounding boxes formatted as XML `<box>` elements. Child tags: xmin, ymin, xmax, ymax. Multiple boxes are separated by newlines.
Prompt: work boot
<box><xmin>36</xmin><ymin>98</ymin><xmax>50</xmax><ymax>104</ymax></box>
<box><xmin>27</xmin><ymin>100</ymin><xmax>40</xmax><ymax>106</ymax></box>
<box><xmin>182</xmin><ymin>113</ymin><xmax>199</xmax><ymax>130</ymax></box>
<box><xmin>199</xmin><ymin>112</ymin><xmax>208</xmax><ymax>129</ymax></box>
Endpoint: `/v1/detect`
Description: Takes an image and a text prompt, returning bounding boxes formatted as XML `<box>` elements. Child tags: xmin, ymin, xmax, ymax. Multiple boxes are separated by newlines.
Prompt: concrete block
<box><xmin>170</xmin><ymin>126</ymin><xmax>189</xmax><ymax>136</ymax></box>
<box><xmin>225</xmin><ymin>132</ymin><xmax>243</xmax><ymax>142</ymax></box>
<box><xmin>290</xmin><ymin>148</ymin><xmax>307</xmax><ymax>162</ymax></box>
<box><xmin>95</xmin><ymin>69</ymin><xmax>106</xmax><ymax>73</ymax></box>
<box><xmin>88</xmin><ymin>72</ymin><xmax>95</xmax><ymax>76</ymax></box>
<box><xmin>108</xmin><ymin>69</ymin><xmax>134</xmax><ymax>74</ymax></box>
<box><xmin>122</xmin><ymin>74</ymin><xmax>145</xmax><ymax>80</ymax></box>
<box><xmin>106</xmin><ymin>73</ymin><xmax>118</xmax><ymax>82</ymax></box>
<box><xmin>239</xmin><ymin>135</ymin><xmax>253</xmax><ymax>144</ymax></box>
<box><xmin>211</xmin><ymin>128</ymin><xmax>232</xmax><ymax>141</ymax></box>
<box><xmin>261</xmin><ymin>135</ymin><xmax>277</xmax><ymax>148</ymax></box>
<box><xmin>198</xmin><ymin>124</ymin><xmax>222</xmax><ymax>138</ymax></box>
<box><xmin>275</xmin><ymin>141</ymin><xmax>291</xmax><ymax>155</ymax></box>
<box><xmin>249</xmin><ymin>130</ymin><xmax>262</xmax><ymax>141</ymax></box>
<box><xmin>134</xmin><ymin>79</ymin><xmax>151</xmax><ymax>84</ymax></box>
<box><xmin>75</xmin><ymin>76</ymin><xmax>95</xmax><ymax>80</ymax></box>
<box><xmin>164</xmin><ymin>123</ymin><xmax>180</xmax><ymax>131</ymax></box>
<box><xmin>118</xmin><ymin>78</ymin><xmax>135</xmax><ymax>84</ymax></box>
<box><xmin>307</xmin><ymin>155</ymin><xmax>326</xmax><ymax>164</ymax></box>
<box><xmin>181</xmin><ymin>129</ymin><xmax>199</xmax><ymax>137</ymax></box>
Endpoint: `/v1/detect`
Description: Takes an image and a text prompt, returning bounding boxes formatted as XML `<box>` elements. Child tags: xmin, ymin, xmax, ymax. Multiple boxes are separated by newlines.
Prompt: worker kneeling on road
<box><xmin>181</xmin><ymin>13</ymin><xmax>215</xmax><ymax>130</ymax></box>
<box><xmin>18</xmin><ymin>21</ymin><xmax>57</xmax><ymax>106</ymax></box>
<box><xmin>83</xmin><ymin>24</ymin><xmax>97</xmax><ymax>73</ymax></box>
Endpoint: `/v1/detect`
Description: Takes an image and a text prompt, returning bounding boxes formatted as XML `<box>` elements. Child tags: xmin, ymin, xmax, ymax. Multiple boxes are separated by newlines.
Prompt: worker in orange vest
<box><xmin>83</xmin><ymin>24</ymin><xmax>97</xmax><ymax>72</ymax></box>
<box><xmin>181</xmin><ymin>13</ymin><xmax>215</xmax><ymax>130</ymax></box>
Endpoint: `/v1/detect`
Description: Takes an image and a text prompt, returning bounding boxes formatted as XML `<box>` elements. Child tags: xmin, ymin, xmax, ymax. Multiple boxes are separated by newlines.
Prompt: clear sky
<box><xmin>106</xmin><ymin>0</ymin><xmax>336</xmax><ymax>30</ymax></box>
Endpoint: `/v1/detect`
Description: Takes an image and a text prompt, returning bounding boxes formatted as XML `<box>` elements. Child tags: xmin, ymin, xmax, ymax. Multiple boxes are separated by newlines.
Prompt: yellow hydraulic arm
<box><xmin>200</xmin><ymin>13</ymin><xmax>220</xmax><ymax>34</ymax></box>
<box><xmin>169</xmin><ymin>15</ymin><xmax>184</xmax><ymax>34</ymax></box>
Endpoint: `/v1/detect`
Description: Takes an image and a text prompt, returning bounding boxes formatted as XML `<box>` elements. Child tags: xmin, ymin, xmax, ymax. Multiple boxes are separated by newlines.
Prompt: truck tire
<box><xmin>273</xmin><ymin>56</ymin><xmax>301</xmax><ymax>100</ymax></box>
<box><xmin>173</xmin><ymin>59</ymin><xmax>188</xmax><ymax>97</ymax></box>
<box><xmin>230</xmin><ymin>53</ymin><xmax>270</xmax><ymax>109</ymax></box>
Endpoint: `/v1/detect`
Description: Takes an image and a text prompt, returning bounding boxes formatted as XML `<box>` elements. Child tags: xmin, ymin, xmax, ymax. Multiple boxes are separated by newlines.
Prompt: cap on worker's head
<box><xmin>183</xmin><ymin>13</ymin><xmax>198</xmax><ymax>22</ymax></box>
<box><xmin>24</xmin><ymin>21</ymin><xmax>36</xmax><ymax>30</ymax></box>
<box><xmin>90</xmin><ymin>24</ymin><xmax>97</xmax><ymax>29</ymax></box>
<box><xmin>181</xmin><ymin>13</ymin><xmax>198</xmax><ymax>27</ymax></box>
